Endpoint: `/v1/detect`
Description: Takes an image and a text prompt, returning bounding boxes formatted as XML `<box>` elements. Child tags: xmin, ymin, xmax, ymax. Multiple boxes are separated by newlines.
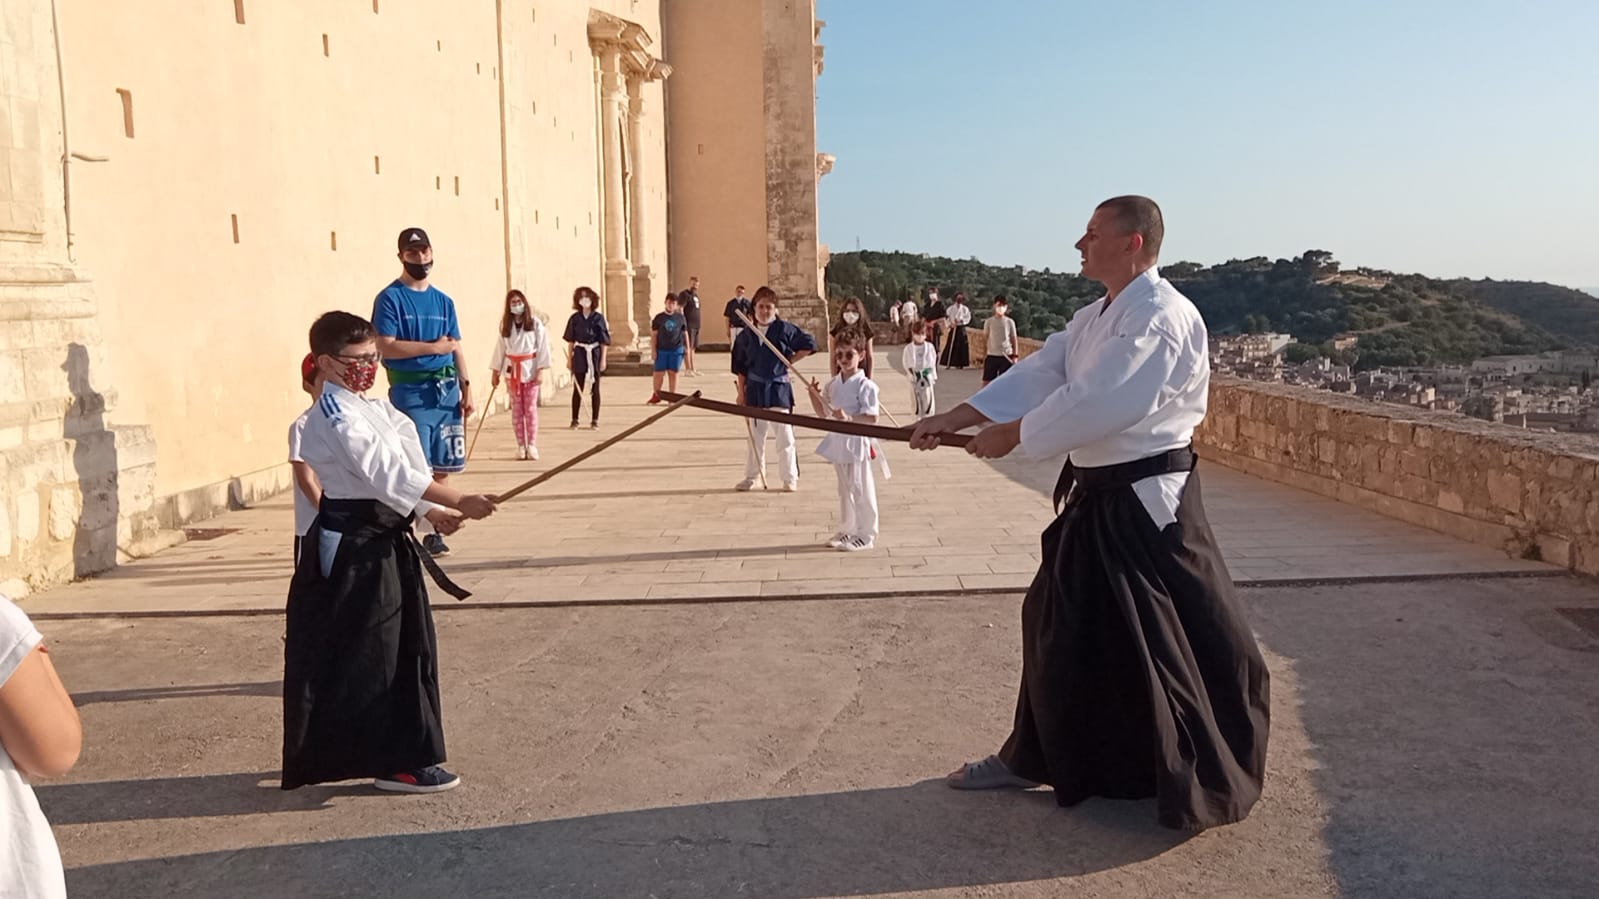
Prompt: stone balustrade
<box><xmin>968</xmin><ymin>327</ymin><xmax>1599</xmax><ymax>575</ymax></box>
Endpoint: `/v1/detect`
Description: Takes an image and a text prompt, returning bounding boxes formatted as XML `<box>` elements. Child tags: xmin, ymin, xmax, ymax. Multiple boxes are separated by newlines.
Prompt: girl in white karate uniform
<box><xmin>808</xmin><ymin>335</ymin><xmax>881</xmax><ymax>552</ymax></box>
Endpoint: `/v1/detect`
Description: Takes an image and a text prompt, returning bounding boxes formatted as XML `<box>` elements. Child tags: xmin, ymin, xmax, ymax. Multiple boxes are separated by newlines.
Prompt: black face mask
<box><xmin>403</xmin><ymin>260</ymin><xmax>433</xmax><ymax>280</ymax></box>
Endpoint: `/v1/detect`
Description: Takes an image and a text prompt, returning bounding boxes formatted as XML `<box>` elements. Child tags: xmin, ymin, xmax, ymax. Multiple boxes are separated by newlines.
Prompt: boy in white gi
<box><xmin>807</xmin><ymin>335</ymin><xmax>880</xmax><ymax>551</ymax></box>
<box><xmin>902</xmin><ymin>319</ymin><xmax>938</xmax><ymax>419</ymax></box>
<box><xmin>283</xmin><ymin>311</ymin><xmax>497</xmax><ymax>795</ymax></box>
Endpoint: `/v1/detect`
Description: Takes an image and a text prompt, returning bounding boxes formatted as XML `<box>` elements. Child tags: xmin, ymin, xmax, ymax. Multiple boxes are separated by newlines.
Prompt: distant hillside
<box><xmin>1449</xmin><ymin>280</ymin><xmax>1599</xmax><ymax>348</ymax></box>
<box><xmin>825</xmin><ymin>250</ymin><xmax>1590</xmax><ymax>369</ymax></box>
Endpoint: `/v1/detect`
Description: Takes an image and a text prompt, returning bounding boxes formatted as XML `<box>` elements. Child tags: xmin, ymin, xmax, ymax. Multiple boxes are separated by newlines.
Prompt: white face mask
<box><xmin>579</xmin><ymin>298</ymin><xmax>593</xmax><ymax>309</ymax></box>
<box><xmin>756</xmin><ymin>309</ymin><xmax>775</xmax><ymax>325</ymax></box>
<box><xmin>509</xmin><ymin>303</ymin><xmax>526</xmax><ymax>315</ymax></box>
<box><xmin>842</xmin><ymin>311</ymin><xmax>860</xmax><ymax>324</ymax></box>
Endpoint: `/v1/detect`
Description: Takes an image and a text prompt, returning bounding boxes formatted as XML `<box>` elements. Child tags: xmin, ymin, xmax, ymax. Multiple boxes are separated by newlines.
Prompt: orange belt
<box><xmin>506</xmin><ymin>353</ymin><xmax>539</xmax><ymax>386</ymax></box>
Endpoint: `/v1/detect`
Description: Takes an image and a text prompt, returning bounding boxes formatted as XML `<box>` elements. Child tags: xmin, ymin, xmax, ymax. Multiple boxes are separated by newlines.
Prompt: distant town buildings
<box><xmin>1211</xmin><ymin>336</ymin><xmax>1599</xmax><ymax>435</ymax></box>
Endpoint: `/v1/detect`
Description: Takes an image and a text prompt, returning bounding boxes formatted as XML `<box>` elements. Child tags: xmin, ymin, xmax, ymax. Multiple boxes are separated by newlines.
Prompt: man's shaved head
<box><xmin>1095</xmin><ymin>195</ymin><xmax>1164</xmax><ymax>260</ymax></box>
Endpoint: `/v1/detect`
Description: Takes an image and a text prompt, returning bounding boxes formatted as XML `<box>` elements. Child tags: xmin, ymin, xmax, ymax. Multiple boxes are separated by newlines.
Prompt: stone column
<box><xmin>626</xmin><ymin>77</ymin><xmax>655</xmax><ymax>342</ymax></box>
<box><xmin>760</xmin><ymin>0</ymin><xmax>829</xmax><ymax>338</ymax></box>
<box><xmin>0</xmin><ymin>1</ymin><xmax>167</xmax><ymax>595</ymax></box>
<box><xmin>596</xmin><ymin>44</ymin><xmax>639</xmax><ymax>348</ymax></box>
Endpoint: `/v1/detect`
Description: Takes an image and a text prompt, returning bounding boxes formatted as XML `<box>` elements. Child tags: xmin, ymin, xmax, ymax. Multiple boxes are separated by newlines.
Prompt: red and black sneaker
<box><xmin>374</xmin><ymin>765</ymin><xmax>461</xmax><ymax>794</ymax></box>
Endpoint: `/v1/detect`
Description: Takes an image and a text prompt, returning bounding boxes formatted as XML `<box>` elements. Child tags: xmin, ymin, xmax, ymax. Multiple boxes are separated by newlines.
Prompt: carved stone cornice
<box><xmin>588</xmin><ymin>10</ymin><xmax>671</xmax><ymax>81</ymax></box>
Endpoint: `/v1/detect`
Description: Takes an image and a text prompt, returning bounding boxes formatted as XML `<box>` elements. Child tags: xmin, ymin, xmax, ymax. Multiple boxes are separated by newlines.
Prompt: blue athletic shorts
<box><xmin>389</xmin><ymin>377</ymin><xmax>466</xmax><ymax>473</ymax></box>
<box><xmin>654</xmin><ymin>347</ymin><xmax>685</xmax><ymax>372</ymax></box>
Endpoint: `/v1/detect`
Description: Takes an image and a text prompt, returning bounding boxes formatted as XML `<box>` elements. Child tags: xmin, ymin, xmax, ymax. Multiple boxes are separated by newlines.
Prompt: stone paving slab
<box><xmin>32</xmin><ymin>575</ymin><xmax>1599</xmax><ymax>897</ymax></box>
<box><xmin>16</xmin><ymin>351</ymin><xmax>1559</xmax><ymax>616</ymax></box>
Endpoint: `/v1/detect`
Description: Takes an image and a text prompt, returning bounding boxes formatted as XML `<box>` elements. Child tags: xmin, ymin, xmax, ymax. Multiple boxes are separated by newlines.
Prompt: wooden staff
<box><xmin>736</xmin><ymin>307</ymin><xmax>904</xmax><ymax>426</ymax></box>
<box><xmin>658</xmin><ymin>391</ymin><xmax>973</xmax><ymax>447</ymax></box>
<box><xmin>494</xmin><ymin>390</ymin><xmax>701</xmax><ymax>502</ymax></box>
<box><xmin>466</xmin><ymin>378</ymin><xmax>499</xmax><ymax>461</ymax></box>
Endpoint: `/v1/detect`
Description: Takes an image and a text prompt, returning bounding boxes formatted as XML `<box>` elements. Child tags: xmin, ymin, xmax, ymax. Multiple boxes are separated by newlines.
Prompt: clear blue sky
<box><xmin>815</xmin><ymin>0</ymin><xmax>1599</xmax><ymax>289</ymax></box>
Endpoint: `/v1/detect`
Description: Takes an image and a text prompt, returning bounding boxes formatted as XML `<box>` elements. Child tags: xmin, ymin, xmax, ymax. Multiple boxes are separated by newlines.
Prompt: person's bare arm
<box><xmin>453</xmin><ymin>345</ymin><xmax>475</xmax><ymax>418</ymax></box>
<box><xmin>0</xmin><ymin>646</ymin><xmax>82</xmax><ymax>779</ymax></box>
<box><xmin>290</xmin><ymin>461</ymin><xmax>322</xmax><ymax>508</ymax></box>
<box><xmin>376</xmin><ymin>334</ymin><xmax>457</xmax><ymax>360</ymax></box>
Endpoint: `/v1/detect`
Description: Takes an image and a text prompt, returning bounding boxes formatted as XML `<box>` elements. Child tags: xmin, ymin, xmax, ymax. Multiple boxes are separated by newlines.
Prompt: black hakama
<box><xmin>942</xmin><ymin>324</ymin><xmax>971</xmax><ymax>368</ymax></box>
<box><xmin>998</xmin><ymin>446</ymin><xmax>1270</xmax><ymax>830</ymax></box>
<box><xmin>281</xmin><ymin>498</ymin><xmax>465</xmax><ymax>789</ymax></box>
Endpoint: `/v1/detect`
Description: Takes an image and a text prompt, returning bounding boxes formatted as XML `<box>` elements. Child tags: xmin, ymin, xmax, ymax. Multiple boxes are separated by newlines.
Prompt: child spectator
<box><xmin>490</xmin><ymin>289</ymin><xmax>552</xmax><ymax>460</ymax></box>
<box><xmin>562</xmin><ymin>286</ymin><xmax>609</xmax><ymax>430</ymax></box>
<box><xmin>902</xmin><ymin>319</ymin><xmax>938</xmax><ymax>418</ymax></box>
<box><xmin>649</xmin><ymin>293</ymin><xmax>688</xmax><ymax>404</ymax></box>
<box><xmin>981</xmin><ymin>294</ymin><xmax>1020</xmax><ymax>385</ymax></box>
<box><xmin>731</xmin><ymin>287</ymin><xmax>817</xmax><ymax>491</ymax></box>
<box><xmin>807</xmin><ymin>335</ymin><xmax>881</xmax><ymax>552</ymax></box>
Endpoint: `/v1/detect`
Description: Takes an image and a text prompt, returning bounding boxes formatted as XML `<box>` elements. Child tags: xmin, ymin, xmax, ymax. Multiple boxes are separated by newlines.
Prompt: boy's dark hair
<box><xmin>993</xmin><ymin>294</ymin><xmax>1008</xmax><ymax>307</ymax></box>
<box><xmin>752</xmin><ymin>286</ymin><xmax>778</xmax><ymax>305</ymax></box>
<box><xmin>910</xmin><ymin>319</ymin><xmax>929</xmax><ymax>335</ymax></box>
<box><xmin>665</xmin><ymin>292</ymin><xmax>679</xmax><ymax>305</ymax></box>
<box><xmin>832</xmin><ymin>333</ymin><xmax>864</xmax><ymax>353</ymax></box>
<box><xmin>572</xmin><ymin>285</ymin><xmax>600</xmax><ymax>310</ymax></box>
<box><xmin>309</xmin><ymin>311</ymin><xmax>376</xmax><ymax>358</ymax></box>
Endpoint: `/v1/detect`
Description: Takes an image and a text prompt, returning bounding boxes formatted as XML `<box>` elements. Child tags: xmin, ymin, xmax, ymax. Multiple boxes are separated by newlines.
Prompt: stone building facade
<box><xmin>0</xmin><ymin>0</ymin><xmax>828</xmax><ymax>594</ymax></box>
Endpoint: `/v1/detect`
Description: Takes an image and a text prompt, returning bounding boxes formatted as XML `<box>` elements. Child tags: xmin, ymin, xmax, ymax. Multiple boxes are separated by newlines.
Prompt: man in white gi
<box><xmin>909</xmin><ymin>196</ymin><xmax>1270</xmax><ymax>831</ymax></box>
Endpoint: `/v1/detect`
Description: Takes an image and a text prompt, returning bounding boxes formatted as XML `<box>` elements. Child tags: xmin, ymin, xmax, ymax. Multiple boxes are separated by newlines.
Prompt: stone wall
<box><xmin>967</xmin><ymin>328</ymin><xmax>1599</xmax><ymax>575</ymax></box>
<box><xmin>1196</xmin><ymin>377</ymin><xmax>1599</xmax><ymax>575</ymax></box>
<box><xmin>5</xmin><ymin>0</ymin><xmax>823</xmax><ymax>592</ymax></box>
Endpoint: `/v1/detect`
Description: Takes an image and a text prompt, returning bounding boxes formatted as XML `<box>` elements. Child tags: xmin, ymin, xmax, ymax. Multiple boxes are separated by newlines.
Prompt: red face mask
<box><xmin>333</xmin><ymin>354</ymin><xmax>379</xmax><ymax>392</ymax></box>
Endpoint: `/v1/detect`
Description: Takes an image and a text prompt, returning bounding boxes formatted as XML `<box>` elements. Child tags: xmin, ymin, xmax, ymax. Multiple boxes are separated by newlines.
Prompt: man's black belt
<box><xmin>1053</xmin><ymin>445</ymin><xmax>1196</xmax><ymax>510</ymax></box>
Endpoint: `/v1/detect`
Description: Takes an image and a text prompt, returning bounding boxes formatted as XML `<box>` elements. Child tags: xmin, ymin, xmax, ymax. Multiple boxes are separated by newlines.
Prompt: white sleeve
<box><xmin>384</xmin><ymin>403</ymin><xmax>444</xmax><ymax>517</ymax></box>
<box><xmin>287</xmin><ymin>418</ymin><xmax>307</xmax><ymax>463</ymax></box>
<box><xmin>1017</xmin><ymin>323</ymin><xmax>1191</xmax><ymax>460</ymax></box>
<box><xmin>859</xmin><ymin>379</ymin><xmax>880</xmax><ymax>415</ymax></box>
<box><xmin>490</xmin><ymin>336</ymin><xmax>506</xmax><ymax>373</ymax></box>
<box><xmin>0</xmin><ymin>597</ymin><xmax>43</xmax><ymax>688</ymax></box>
<box><xmin>536</xmin><ymin>325</ymin><xmax>552</xmax><ymax>370</ymax></box>
<box><xmin>967</xmin><ymin>324</ymin><xmax>1074</xmax><ymax>423</ymax></box>
<box><xmin>321</xmin><ymin>402</ymin><xmax>435</xmax><ymax>517</ymax></box>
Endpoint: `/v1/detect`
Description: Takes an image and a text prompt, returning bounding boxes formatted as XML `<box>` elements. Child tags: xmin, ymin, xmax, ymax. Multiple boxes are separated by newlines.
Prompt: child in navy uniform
<box><xmin>731</xmin><ymin>286</ymin><xmax>817</xmax><ymax>491</ymax></box>
<box><xmin>283</xmin><ymin>311</ymin><xmax>497</xmax><ymax>795</ymax></box>
<box><xmin>562</xmin><ymin>286</ymin><xmax>610</xmax><ymax>429</ymax></box>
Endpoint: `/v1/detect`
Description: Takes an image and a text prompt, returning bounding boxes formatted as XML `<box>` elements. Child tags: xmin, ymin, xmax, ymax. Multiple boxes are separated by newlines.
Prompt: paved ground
<box><xmin>19</xmin><ymin>351</ymin><xmax>1556</xmax><ymax>617</ymax></box>
<box><xmin>17</xmin><ymin>349</ymin><xmax>1597</xmax><ymax>897</ymax></box>
<box><xmin>32</xmin><ymin>575</ymin><xmax>1599</xmax><ymax>898</ymax></box>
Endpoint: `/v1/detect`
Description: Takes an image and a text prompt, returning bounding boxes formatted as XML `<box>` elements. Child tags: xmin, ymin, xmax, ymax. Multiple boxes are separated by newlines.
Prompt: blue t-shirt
<box><xmin>372</xmin><ymin>279</ymin><xmax>461</xmax><ymax>372</ymax></box>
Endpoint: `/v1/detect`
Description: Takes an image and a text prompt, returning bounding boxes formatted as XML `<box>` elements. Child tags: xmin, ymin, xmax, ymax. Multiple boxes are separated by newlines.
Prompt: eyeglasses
<box><xmin>332</xmin><ymin>353</ymin><xmax>380</xmax><ymax>365</ymax></box>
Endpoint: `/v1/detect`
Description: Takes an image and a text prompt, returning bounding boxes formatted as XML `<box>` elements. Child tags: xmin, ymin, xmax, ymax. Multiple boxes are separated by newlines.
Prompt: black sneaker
<box><xmin>374</xmin><ymin>765</ymin><xmax>461</xmax><ymax>794</ymax></box>
<box><xmin>569</xmin><ymin>420</ymin><xmax>579</xmax><ymax>429</ymax></box>
<box><xmin>423</xmin><ymin>533</ymin><xmax>451</xmax><ymax>557</ymax></box>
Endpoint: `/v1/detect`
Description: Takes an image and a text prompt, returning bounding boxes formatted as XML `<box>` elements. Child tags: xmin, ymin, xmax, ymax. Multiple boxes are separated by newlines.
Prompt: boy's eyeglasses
<box><xmin>333</xmin><ymin>353</ymin><xmax>381</xmax><ymax>365</ymax></box>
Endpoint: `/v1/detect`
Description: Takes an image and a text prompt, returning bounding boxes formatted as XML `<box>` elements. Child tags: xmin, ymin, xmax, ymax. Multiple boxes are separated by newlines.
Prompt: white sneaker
<box><xmin>516</xmin><ymin>446</ymin><xmax>528</xmax><ymax>460</ymax></box>
<box><xmin>782</xmin><ymin>482</ymin><xmax>798</xmax><ymax>493</ymax></box>
<box><xmin>526</xmin><ymin>445</ymin><xmax>540</xmax><ymax>460</ymax></box>
<box><xmin>825</xmin><ymin>532</ymin><xmax>847</xmax><ymax>548</ymax></box>
<box><xmin>837</xmin><ymin>535</ymin><xmax>874</xmax><ymax>552</ymax></box>
<box><xmin>735</xmin><ymin>479</ymin><xmax>755</xmax><ymax>492</ymax></box>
